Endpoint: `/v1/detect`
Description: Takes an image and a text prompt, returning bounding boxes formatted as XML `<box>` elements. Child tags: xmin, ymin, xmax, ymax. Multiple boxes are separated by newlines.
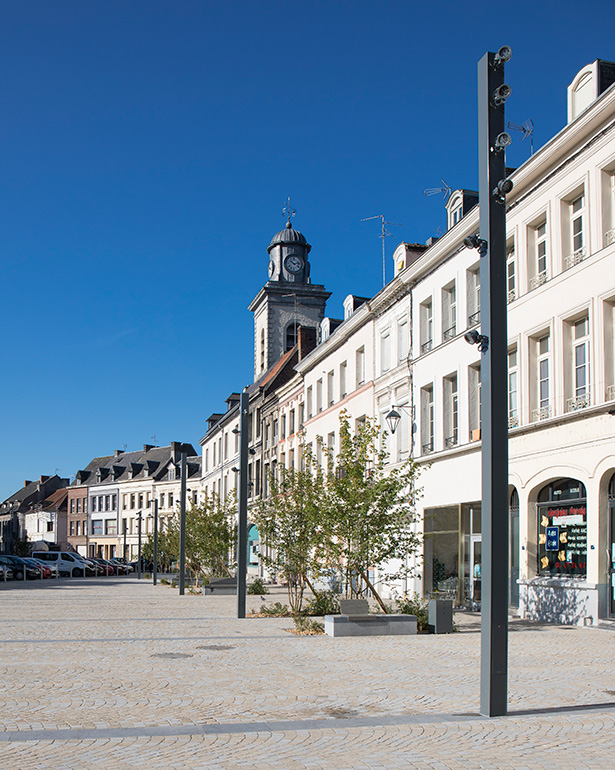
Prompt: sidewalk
<box><xmin>1</xmin><ymin>577</ymin><xmax>614</xmax><ymax>769</ymax></box>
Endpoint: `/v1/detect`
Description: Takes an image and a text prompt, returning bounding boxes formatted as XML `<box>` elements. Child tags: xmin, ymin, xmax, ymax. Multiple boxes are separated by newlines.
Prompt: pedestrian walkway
<box><xmin>1</xmin><ymin>577</ymin><xmax>614</xmax><ymax>769</ymax></box>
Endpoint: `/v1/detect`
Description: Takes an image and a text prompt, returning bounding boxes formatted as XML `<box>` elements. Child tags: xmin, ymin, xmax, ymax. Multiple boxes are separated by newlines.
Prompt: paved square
<box><xmin>1</xmin><ymin>577</ymin><xmax>614</xmax><ymax>769</ymax></box>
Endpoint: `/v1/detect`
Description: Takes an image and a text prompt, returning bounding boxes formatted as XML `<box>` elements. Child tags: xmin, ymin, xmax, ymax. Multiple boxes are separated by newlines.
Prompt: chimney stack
<box><xmin>143</xmin><ymin>444</ymin><xmax>154</xmax><ymax>453</ymax></box>
<box><xmin>114</xmin><ymin>449</ymin><xmax>124</xmax><ymax>457</ymax></box>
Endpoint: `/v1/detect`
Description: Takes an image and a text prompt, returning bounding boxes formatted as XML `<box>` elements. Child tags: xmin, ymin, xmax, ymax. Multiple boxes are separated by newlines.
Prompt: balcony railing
<box><xmin>607</xmin><ymin>384</ymin><xmax>615</xmax><ymax>401</ymax></box>
<box><xmin>421</xmin><ymin>339</ymin><xmax>433</xmax><ymax>354</ymax></box>
<box><xmin>566</xmin><ymin>393</ymin><xmax>590</xmax><ymax>412</ymax></box>
<box><xmin>422</xmin><ymin>441</ymin><xmax>434</xmax><ymax>455</ymax></box>
<box><xmin>442</xmin><ymin>324</ymin><xmax>456</xmax><ymax>342</ymax></box>
<box><xmin>564</xmin><ymin>247</ymin><xmax>586</xmax><ymax>270</ymax></box>
<box><xmin>444</xmin><ymin>433</ymin><xmax>458</xmax><ymax>449</ymax></box>
<box><xmin>530</xmin><ymin>270</ymin><xmax>548</xmax><ymax>290</ymax></box>
<box><xmin>508</xmin><ymin>414</ymin><xmax>519</xmax><ymax>428</ymax></box>
<box><xmin>606</xmin><ymin>228</ymin><xmax>615</xmax><ymax>246</ymax></box>
<box><xmin>507</xmin><ymin>289</ymin><xmax>516</xmax><ymax>304</ymax></box>
<box><xmin>467</xmin><ymin>311</ymin><xmax>480</xmax><ymax>328</ymax></box>
<box><xmin>531</xmin><ymin>405</ymin><xmax>551</xmax><ymax>422</ymax></box>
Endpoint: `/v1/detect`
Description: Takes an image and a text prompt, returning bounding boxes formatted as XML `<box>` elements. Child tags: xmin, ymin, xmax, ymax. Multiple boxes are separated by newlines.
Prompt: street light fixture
<box><xmin>385</xmin><ymin>404</ymin><xmax>414</xmax><ymax>436</ymax></box>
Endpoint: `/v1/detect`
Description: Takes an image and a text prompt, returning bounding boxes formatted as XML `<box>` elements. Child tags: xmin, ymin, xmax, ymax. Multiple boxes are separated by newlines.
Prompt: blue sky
<box><xmin>1</xmin><ymin>0</ymin><xmax>612</xmax><ymax>500</ymax></box>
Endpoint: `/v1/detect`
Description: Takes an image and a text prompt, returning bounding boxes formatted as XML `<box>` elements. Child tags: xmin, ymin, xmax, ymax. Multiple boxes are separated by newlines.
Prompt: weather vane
<box><xmin>282</xmin><ymin>197</ymin><xmax>296</xmax><ymax>225</ymax></box>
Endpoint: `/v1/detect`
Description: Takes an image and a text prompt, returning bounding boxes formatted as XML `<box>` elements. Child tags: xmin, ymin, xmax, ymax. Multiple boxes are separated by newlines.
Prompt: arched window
<box><xmin>572</xmin><ymin>71</ymin><xmax>593</xmax><ymax>120</ymax></box>
<box><xmin>285</xmin><ymin>322</ymin><xmax>299</xmax><ymax>352</ymax></box>
<box><xmin>537</xmin><ymin>478</ymin><xmax>587</xmax><ymax>577</ymax></box>
<box><xmin>608</xmin><ymin>472</ymin><xmax>615</xmax><ymax>500</ymax></box>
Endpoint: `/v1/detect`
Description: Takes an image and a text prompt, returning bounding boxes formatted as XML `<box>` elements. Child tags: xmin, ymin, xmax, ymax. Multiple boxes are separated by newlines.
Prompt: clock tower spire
<box><xmin>249</xmin><ymin>211</ymin><xmax>330</xmax><ymax>382</ymax></box>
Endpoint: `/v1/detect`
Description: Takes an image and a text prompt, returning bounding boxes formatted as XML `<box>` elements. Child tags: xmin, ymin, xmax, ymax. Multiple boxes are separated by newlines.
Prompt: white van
<box><xmin>31</xmin><ymin>551</ymin><xmax>87</xmax><ymax>577</ymax></box>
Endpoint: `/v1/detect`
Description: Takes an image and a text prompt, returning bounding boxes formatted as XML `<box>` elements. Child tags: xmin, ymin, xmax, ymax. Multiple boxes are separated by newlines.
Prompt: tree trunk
<box><xmin>358</xmin><ymin>567</ymin><xmax>389</xmax><ymax>613</ymax></box>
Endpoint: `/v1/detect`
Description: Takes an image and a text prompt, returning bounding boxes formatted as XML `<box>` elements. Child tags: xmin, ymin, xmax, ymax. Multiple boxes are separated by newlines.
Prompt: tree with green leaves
<box><xmin>143</xmin><ymin>491</ymin><xmax>236</xmax><ymax>586</ymax></box>
<box><xmin>323</xmin><ymin>410</ymin><xmax>422</xmax><ymax>612</ymax></box>
<box><xmin>253</xmin><ymin>448</ymin><xmax>327</xmax><ymax>613</ymax></box>
<box><xmin>255</xmin><ymin>410</ymin><xmax>422</xmax><ymax>613</ymax></box>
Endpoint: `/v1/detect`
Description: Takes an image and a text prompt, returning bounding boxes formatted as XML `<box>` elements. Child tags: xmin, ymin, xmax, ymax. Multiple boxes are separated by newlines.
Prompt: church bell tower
<box><xmin>249</xmin><ymin>217</ymin><xmax>331</xmax><ymax>382</ymax></box>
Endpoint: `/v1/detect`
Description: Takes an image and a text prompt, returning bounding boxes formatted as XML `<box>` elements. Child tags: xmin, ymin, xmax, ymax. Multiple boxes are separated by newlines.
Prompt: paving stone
<box><xmin>1</xmin><ymin>578</ymin><xmax>615</xmax><ymax>768</ymax></box>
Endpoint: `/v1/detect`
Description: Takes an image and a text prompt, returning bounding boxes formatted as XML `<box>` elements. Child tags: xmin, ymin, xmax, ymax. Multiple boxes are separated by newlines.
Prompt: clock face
<box><xmin>268</xmin><ymin>260</ymin><xmax>275</xmax><ymax>278</ymax></box>
<box><xmin>284</xmin><ymin>255</ymin><xmax>303</xmax><ymax>274</ymax></box>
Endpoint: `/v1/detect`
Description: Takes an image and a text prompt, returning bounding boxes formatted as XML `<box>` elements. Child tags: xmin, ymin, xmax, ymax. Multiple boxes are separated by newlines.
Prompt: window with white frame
<box><xmin>529</xmin><ymin>219</ymin><xmax>548</xmax><ymax>289</ymax></box>
<box><xmin>604</xmin><ymin>299</ymin><xmax>615</xmax><ymax>402</ymax></box>
<box><xmin>532</xmin><ymin>334</ymin><xmax>551</xmax><ymax>421</ymax></box>
<box><xmin>316</xmin><ymin>378</ymin><xmax>323</xmax><ymax>412</ymax></box>
<box><xmin>356</xmin><ymin>347</ymin><xmax>365</xmax><ymax>387</ymax></box>
<box><xmin>442</xmin><ymin>282</ymin><xmax>456</xmax><ymax>341</ymax></box>
<box><xmin>564</xmin><ymin>192</ymin><xmax>586</xmax><ymax>269</ymax></box>
<box><xmin>420</xmin><ymin>299</ymin><xmax>433</xmax><ymax>353</ymax></box>
<box><xmin>468</xmin><ymin>363</ymin><xmax>481</xmax><ymax>440</ymax></box>
<box><xmin>339</xmin><ymin>361</ymin><xmax>347</xmax><ymax>399</ymax></box>
<box><xmin>327</xmin><ymin>370</ymin><xmax>335</xmax><ymax>407</ymax></box>
<box><xmin>506</xmin><ymin>238</ymin><xmax>516</xmax><ymax>303</ymax></box>
<box><xmin>508</xmin><ymin>347</ymin><xmax>519</xmax><ymax>427</ymax></box>
<box><xmin>567</xmin><ymin>316</ymin><xmax>590</xmax><ymax>411</ymax></box>
<box><xmin>420</xmin><ymin>385</ymin><xmax>434</xmax><ymax>454</ymax></box>
<box><xmin>603</xmin><ymin>168</ymin><xmax>615</xmax><ymax>247</ymax></box>
<box><xmin>281</xmin><ymin>413</ymin><xmax>286</xmax><ymax>439</ymax></box>
<box><xmin>466</xmin><ymin>266</ymin><xmax>480</xmax><ymax>327</ymax></box>
<box><xmin>380</xmin><ymin>329</ymin><xmax>391</xmax><ymax>374</ymax></box>
<box><xmin>306</xmin><ymin>386</ymin><xmax>313</xmax><ymax>418</ymax></box>
<box><xmin>397</xmin><ymin>317</ymin><xmax>409</xmax><ymax>364</ymax></box>
<box><xmin>443</xmin><ymin>374</ymin><xmax>458</xmax><ymax>448</ymax></box>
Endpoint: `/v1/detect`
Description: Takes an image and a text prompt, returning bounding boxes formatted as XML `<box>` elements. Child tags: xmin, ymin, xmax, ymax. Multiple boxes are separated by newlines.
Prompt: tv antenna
<box><xmin>361</xmin><ymin>214</ymin><xmax>403</xmax><ymax>288</ymax></box>
<box><xmin>507</xmin><ymin>119</ymin><xmax>534</xmax><ymax>155</ymax></box>
<box><xmin>282</xmin><ymin>197</ymin><xmax>296</xmax><ymax>225</ymax></box>
<box><xmin>150</xmin><ymin>435</ymin><xmax>158</xmax><ymax>447</ymax></box>
<box><xmin>424</xmin><ymin>179</ymin><xmax>452</xmax><ymax>201</ymax></box>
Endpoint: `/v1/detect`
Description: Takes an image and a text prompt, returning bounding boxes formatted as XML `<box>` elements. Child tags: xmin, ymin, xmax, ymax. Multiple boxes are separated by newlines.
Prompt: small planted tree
<box><xmin>254</xmin><ymin>449</ymin><xmax>326</xmax><ymax>613</ymax></box>
<box><xmin>144</xmin><ymin>491</ymin><xmax>236</xmax><ymax>586</ymax></box>
<box><xmin>322</xmin><ymin>410</ymin><xmax>422</xmax><ymax>612</ymax></box>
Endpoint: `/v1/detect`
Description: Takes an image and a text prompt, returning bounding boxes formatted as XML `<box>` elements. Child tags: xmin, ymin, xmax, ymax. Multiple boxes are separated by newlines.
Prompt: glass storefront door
<box><xmin>609</xmin><ymin>503</ymin><xmax>615</xmax><ymax>618</ymax></box>
<box><xmin>470</xmin><ymin>536</ymin><xmax>482</xmax><ymax>605</ymax></box>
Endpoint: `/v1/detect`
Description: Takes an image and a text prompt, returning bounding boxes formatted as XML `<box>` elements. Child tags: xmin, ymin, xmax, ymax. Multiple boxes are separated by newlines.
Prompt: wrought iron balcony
<box><xmin>530</xmin><ymin>270</ymin><xmax>548</xmax><ymax>290</ymax></box>
<box><xmin>531</xmin><ymin>405</ymin><xmax>551</xmax><ymax>422</ymax></box>
<box><xmin>421</xmin><ymin>339</ymin><xmax>433</xmax><ymax>354</ymax></box>
<box><xmin>566</xmin><ymin>393</ymin><xmax>590</xmax><ymax>412</ymax></box>
<box><xmin>444</xmin><ymin>433</ymin><xmax>458</xmax><ymax>449</ymax></box>
<box><xmin>564</xmin><ymin>247</ymin><xmax>586</xmax><ymax>270</ymax></box>
<box><xmin>507</xmin><ymin>289</ymin><xmax>516</xmax><ymax>304</ymax></box>
<box><xmin>422</xmin><ymin>442</ymin><xmax>434</xmax><ymax>455</ymax></box>
<box><xmin>508</xmin><ymin>414</ymin><xmax>519</xmax><ymax>428</ymax></box>
<box><xmin>442</xmin><ymin>324</ymin><xmax>456</xmax><ymax>342</ymax></box>
<box><xmin>467</xmin><ymin>311</ymin><xmax>480</xmax><ymax>328</ymax></box>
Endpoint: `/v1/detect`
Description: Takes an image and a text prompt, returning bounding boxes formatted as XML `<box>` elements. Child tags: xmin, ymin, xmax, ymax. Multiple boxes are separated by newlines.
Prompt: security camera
<box><xmin>494</xmin><ymin>132</ymin><xmax>512</xmax><ymax>150</ymax></box>
<box><xmin>492</xmin><ymin>83</ymin><xmax>512</xmax><ymax>107</ymax></box>
<box><xmin>493</xmin><ymin>46</ymin><xmax>512</xmax><ymax>67</ymax></box>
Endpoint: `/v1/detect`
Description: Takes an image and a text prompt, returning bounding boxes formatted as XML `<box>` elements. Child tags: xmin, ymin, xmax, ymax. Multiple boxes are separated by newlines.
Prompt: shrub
<box><xmin>304</xmin><ymin>591</ymin><xmax>340</xmax><ymax>616</ymax></box>
<box><xmin>292</xmin><ymin>615</ymin><xmax>325</xmax><ymax>635</ymax></box>
<box><xmin>259</xmin><ymin>602</ymin><xmax>289</xmax><ymax>616</ymax></box>
<box><xmin>247</xmin><ymin>578</ymin><xmax>269</xmax><ymax>595</ymax></box>
<box><xmin>396</xmin><ymin>592</ymin><xmax>429</xmax><ymax>631</ymax></box>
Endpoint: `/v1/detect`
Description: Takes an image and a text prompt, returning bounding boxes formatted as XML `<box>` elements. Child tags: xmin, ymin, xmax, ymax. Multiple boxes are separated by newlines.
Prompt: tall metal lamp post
<box><xmin>236</xmin><ymin>387</ymin><xmax>249</xmax><ymax>618</ymax></box>
<box><xmin>136</xmin><ymin>510</ymin><xmax>143</xmax><ymax>580</ymax></box>
<box><xmin>179</xmin><ymin>449</ymin><xmax>187</xmax><ymax>596</ymax></box>
<box><xmin>152</xmin><ymin>498</ymin><xmax>159</xmax><ymax>586</ymax></box>
<box><xmin>476</xmin><ymin>45</ymin><xmax>513</xmax><ymax>718</ymax></box>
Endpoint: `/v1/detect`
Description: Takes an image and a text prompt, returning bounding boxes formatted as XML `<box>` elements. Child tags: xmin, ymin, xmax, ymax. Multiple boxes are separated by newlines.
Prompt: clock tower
<box><xmin>249</xmin><ymin>219</ymin><xmax>331</xmax><ymax>381</ymax></box>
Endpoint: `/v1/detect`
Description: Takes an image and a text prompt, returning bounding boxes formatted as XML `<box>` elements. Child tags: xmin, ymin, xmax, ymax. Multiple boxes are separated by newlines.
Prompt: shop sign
<box><xmin>546</xmin><ymin>526</ymin><xmax>559</xmax><ymax>551</ymax></box>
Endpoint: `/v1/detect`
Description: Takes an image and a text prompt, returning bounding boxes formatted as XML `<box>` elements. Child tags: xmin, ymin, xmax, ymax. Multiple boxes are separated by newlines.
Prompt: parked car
<box><xmin>22</xmin><ymin>557</ymin><xmax>52</xmax><ymax>578</ymax></box>
<box><xmin>109</xmin><ymin>559</ymin><xmax>131</xmax><ymax>574</ymax></box>
<box><xmin>0</xmin><ymin>555</ymin><xmax>41</xmax><ymax>580</ymax></box>
<box><xmin>31</xmin><ymin>551</ymin><xmax>87</xmax><ymax>577</ymax></box>
<box><xmin>90</xmin><ymin>558</ymin><xmax>115</xmax><ymax>575</ymax></box>
<box><xmin>31</xmin><ymin>558</ymin><xmax>59</xmax><ymax>578</ymax></box>
<box><xmin>80</xmin><ymin>557</ymin><xmax>102</xmax><ymax>576</ymax></box>
<box><xmin>0</xmin><ymin>564</ymin><xmax>14</xmax><ymax>581</ymax></box>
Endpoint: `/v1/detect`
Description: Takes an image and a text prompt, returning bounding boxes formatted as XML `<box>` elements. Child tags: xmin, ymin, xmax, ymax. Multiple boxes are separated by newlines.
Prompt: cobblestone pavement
<box><xmin>1</xmin><ymin>577</ymin><xmax>615</xmax><ymax>769</ymax></box>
